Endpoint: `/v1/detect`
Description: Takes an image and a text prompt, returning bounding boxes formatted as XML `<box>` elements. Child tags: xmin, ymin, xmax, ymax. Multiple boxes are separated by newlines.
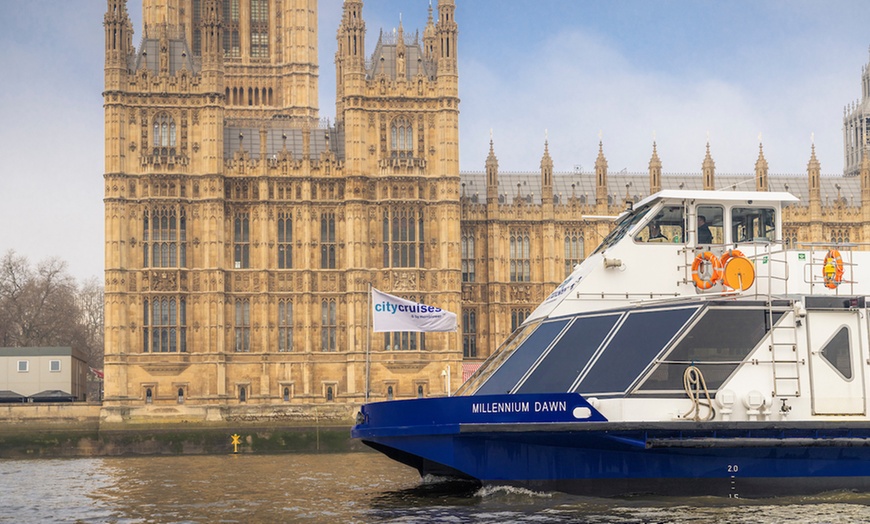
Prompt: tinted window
<box><xmin>821</xmin><ymin>326</ymin><xmax>852</xmax><ymax>379</ymax></box>
<box><xmin>475</xmin><ymin>319</ymin><xmax>571</xmax><ymax>395</ymax></box>
<box><xmin>456</xmin><ymin>322</ymin><xmax>537</xmax><ymax>396</ymax></box>
<box><xmin>575</xmin><ymin>307</ymin><xmax>698</xmax><ymax>395</ymax></box>
<box><xmin>639</xmin><ymin>308</ymin><xmax>781</xmax><ymax>391</ymax></box>
<box><xmin>516</xmin><ymin>313</ymin><xmax>622</xmax><ymax>394</ymax></box>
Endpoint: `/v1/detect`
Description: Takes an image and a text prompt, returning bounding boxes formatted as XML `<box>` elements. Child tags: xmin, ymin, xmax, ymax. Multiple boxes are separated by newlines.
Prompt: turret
<box><xmin>594</xmin><ymin>140</ymin><xmax>608</xmax><ymax>210</ymax></box>
<box><xmin>423</xmin><ymin>2</ymin><xmax>437</xmax><ymax>61</ymax></box>
<box><xmin>436</xmin><ymin>0</ymin><xmax>457</xmax><ymax>75</ymax></box>
<box><xmin>702</xmin><ymin>141</ymin><xmax>715</xmax><ymax>191</ymax></box>
<box><xmin>200</xmin><ymin>0</ymin><xmax>223</xmax><ymax>79</ymax></box>
<box><xmin>808</xmin><ymin>141</ymin><xmax>823</xmax><ymax>235</ymax></box>
<box><xmin>104</xmin><ymin>0</ymin><xmax>133</xmax><ymax>89</ymax></box>
<box><xmin>648</xmin><ymin>141</ymin><xmax>662</xmax><ymax>195</ymax></box>
<box><xmin>541</xmin><ymin>137</ymin><xmax>554</xmax><ymax>204</ymax></box>
<box><xmin>755</xmin><ymin>140</ymin><xmax>769</xmax><ymax>192</ymax></box>
<box><xmin>335</xmin><ymin>0</ymin><xmax>366</xmax><ymax>118</ymax></box>
<box><xmin>486</xmin><ymin>135</ymin><xmax>499</xmax><ymax>208</ymax></box>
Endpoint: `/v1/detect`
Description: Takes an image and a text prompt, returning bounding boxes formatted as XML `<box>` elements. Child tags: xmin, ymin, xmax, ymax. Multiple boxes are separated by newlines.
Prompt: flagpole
<box><xmin>365</xmin><ymin>282</ymin><xmax>371</xmax><ymax>403</ymax></box>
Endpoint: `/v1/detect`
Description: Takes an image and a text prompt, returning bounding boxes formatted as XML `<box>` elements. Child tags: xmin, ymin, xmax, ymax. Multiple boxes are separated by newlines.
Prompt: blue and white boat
<box><xmin>353</xmin><ymin>190</ymin><xmax>870</xmax><ymax>497</ymax></box>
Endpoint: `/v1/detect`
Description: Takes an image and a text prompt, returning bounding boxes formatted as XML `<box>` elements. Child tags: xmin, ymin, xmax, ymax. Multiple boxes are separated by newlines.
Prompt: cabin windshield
<box><xmin>634</xmin><ymin>205</ymin><xmax>686</xmax><ymax>244</ymax></box>
<box><xmin>592</xmin><ymin>203</ymin><xmax>654</xmax><ymax>255</ymax></box>
<box><xmin>733</xmin><ymin>207</ymin><xmax>777</xmax><ymax>243</ymax></box>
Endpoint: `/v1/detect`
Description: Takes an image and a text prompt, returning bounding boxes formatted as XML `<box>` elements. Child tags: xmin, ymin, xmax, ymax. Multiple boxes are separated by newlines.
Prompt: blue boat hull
<box><xmin>352</xmin><ymin>393</ymin><xmax>870</xmax><ymax>497</ymax></box>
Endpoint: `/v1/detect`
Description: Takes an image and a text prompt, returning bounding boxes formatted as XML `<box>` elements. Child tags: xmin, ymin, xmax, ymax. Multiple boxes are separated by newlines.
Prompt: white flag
<box><xmin>371</xmin><ymin>288</ymin><xmax>458</xmax><ymax>333</ymax></box>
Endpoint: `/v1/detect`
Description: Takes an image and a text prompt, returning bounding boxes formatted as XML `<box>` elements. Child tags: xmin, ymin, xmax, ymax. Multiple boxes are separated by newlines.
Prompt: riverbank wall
<box><xmin>0</xmin><ymin>403</ymin><xmax>365</xmax><ymax>458</ymax></box>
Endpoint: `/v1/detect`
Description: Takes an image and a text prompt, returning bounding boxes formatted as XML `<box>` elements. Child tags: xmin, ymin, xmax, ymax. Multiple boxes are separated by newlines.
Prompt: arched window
<box><xmin>510</xmin><ymin>230</ymin><xmax>531</xmax><ymax>282</ymax></box>
<box><xmin>278</xmin><ymin>300</ymin><xmax>293</xmax><ymax>352</ymax></box>
<box><xmin>235</xmin><ymin>299</ymin><xmax>251</xmax><ymax>352</ymax></box>
<box><xmin>390</xmin><ymin>117</ymin><xmax>414</xmax><ymax>156</ymax></box>
<box><xmin>283</xmin><ymin>387</ymin><xmax>290</xmax><ymax>402</ymax></box>
<box><xmin>417</xmin><ymin>385</ymin><xmax>424</xmax><ymax>398</ymax></box>
<box><xmin>152</xmin><ymin>113</ymin><xmax>176</xmax><ymax>148</ymax></box>
<box><xmin>387</xmin><ymin>385</ymin><xmax>394</xmax><ymax>400</ymax></box>
<box><xmin>461</xmin><ymin>231</ymin><xmax>475</xmax><ymax>282</ymax></box>
<box><xmin>326</xmin><ymin>386</ymin><xmax>334</xmax><ymax>402</ymax></box>
<box><xmin>251</xmin><ymin>0</ymin><xmax>269</xmax><ymax>58</ymax></box>
<box><xmin>223</xmin><ymin>0</ymin><xmax>240</xmax><ymax>58</ymax></box>
<box><xmin>383</xmin><ymin>208</ymin><xmax>424</xmax><ymax>268</ymax></box>
<box><xmin>145</xmin><ymin>388</ymin><xmax>153</xmax><ymax>404</ymax></box>
<box><xmin>239</xmin><ymin>386</ymin><xmax>247</xmax><ymax>402</ymax></box>
<box><xmin>278</xmin><ymin>212</ymin><xmax>292</xmax><ymax>268</ymax></box>
<box><xmin>321</xmin><ymin>299</ymin><xmax>337</xmax><ymax>351</ymax></box>
<box><xmin>234</xmin><ymin>213</ymin><xmax>250</xmax><ymax>269</ymax></box>
<box><xmin>143</xmin><ymin>206</ymin><xmax>187</xmax><ymax>268</ymax></box>
<box><xmin>177</xmin><ymin>388</ymin><xmax>184</xmax><ymax>404</ymax></box>
<box><xmin>143</xmin><ymin>297</ymin><xmax>187</xmax><ymax>353</ymax></box>
<box><xmin>564</xmin><ymin>231</ymin><xmax>585</xmax><ymax>277</ymax></box>
<box><xmin>320</xmin><ymin>212</ymin><xmax>336</xmax><ymax>268</ymax></box>
<box><xmin>463</xmin><ymin>309</ymin><xmax>477</xmax><ymax>358</ymax></box>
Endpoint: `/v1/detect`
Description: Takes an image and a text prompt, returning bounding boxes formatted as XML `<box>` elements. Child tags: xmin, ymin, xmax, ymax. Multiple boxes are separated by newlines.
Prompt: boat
<box><xmin>352</xmin><ymin>189</ymin><xmax>870</xmax><ymax>498</ymax></box>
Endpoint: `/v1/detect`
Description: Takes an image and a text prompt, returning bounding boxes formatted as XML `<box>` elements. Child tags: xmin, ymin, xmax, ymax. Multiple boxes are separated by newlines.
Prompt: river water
<box><xmin>2</xmin><ymin>452</ymin><xmax>870</xmax><ymax>523</ymax></box>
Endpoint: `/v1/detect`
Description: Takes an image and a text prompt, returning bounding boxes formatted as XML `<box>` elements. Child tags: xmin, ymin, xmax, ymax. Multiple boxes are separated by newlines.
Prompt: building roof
<box><xmin>459</xmin><ymin>171</ymin><xmax>862</xmax><ymax>207</ymax></box>
<box><xmin>0</xmin><ymin>346</ymin><xmax>87</xmax><ymax>360</ymax></box>
<box><xmin>223</xmin><ymin>123</ymin><xmax>344</xmax><ymax>161</ymax></box>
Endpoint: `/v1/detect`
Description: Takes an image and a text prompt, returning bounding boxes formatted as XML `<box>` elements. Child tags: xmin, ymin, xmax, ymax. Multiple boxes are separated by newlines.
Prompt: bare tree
<box><xmin>0</xmin><ymin>250</ymin><xmax>90</xmax><ymax>358</ymax></box>
<box><xmin>77</xmin><ymin>276</ymin><xmax>105</xmax><ymax>369</ymax></box>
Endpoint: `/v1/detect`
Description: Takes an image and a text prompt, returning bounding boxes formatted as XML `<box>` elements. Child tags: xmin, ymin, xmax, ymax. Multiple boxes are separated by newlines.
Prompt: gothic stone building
<box><xmin>103</xmin><ymin>0</ymin><xmax>870</xmax><ymax>421</ymax></box>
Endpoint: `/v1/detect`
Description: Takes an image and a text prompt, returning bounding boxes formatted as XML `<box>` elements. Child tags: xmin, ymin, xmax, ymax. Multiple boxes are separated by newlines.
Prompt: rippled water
<box><xmin>2</xmin><ymin>453</ymin><xmax>870</xmax><ymax>523</ymax></box>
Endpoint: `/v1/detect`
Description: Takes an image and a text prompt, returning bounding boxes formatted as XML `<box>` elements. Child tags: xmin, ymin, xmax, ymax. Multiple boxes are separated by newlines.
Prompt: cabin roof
<box><xmin>634</xmin><ymin>189</ymin><xmax>800</xmax><ymax>209</ymax></box>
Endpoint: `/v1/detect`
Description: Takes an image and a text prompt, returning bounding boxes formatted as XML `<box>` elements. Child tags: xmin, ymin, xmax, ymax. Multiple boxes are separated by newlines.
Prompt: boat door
<box><xmin>807</xmin><ymin>311</ymin><xmax>866</xmax><ymax>415</ymax></box>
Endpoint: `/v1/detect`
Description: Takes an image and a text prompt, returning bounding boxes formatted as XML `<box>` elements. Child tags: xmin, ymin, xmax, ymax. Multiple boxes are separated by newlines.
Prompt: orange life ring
<box><xmin>823</xmin><ymin>249</ymin><xmax>844</xmax><ymax>289</ymax></box>
<box><xmin>692</xmin><ymin>251</ymin><xmax>723</xmax><ymax>290</ymax></box>
<box><xmin>720</xmin><ymin>249</ymin><xmax>744</xmax><ymax>267</ymax></box>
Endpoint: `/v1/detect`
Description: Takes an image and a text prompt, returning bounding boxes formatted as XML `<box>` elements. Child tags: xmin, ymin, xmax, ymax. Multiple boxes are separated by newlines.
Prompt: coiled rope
<box><xmin>682</xmin><ymin>365</ymin><xmax>714</xmax><ymax>421</ymax></box>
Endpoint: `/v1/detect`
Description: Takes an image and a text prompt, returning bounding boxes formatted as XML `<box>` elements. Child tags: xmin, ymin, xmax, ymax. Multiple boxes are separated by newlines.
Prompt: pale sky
<box><xmin>1</xmin><ymin>1</ymin><xmax>869</xmax><ymax>282</ymax></box>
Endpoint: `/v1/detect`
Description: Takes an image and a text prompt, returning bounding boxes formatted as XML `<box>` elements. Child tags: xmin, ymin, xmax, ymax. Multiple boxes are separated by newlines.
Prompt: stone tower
<box><xmin>103</xmin><ymin>0</ymin><xmax>462</xmax><ymax>421</ymax></box>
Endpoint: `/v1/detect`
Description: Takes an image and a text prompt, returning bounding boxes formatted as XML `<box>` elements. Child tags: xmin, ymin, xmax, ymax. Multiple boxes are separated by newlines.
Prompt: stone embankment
<box><xmin>0</xmin><ymin>403</ymin><xmax>365</xmax><ymax>458</ymax></box>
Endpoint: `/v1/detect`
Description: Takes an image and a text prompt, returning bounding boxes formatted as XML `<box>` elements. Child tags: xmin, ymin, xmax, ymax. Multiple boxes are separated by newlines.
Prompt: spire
<box><xmin>595</xmin><ymin>139</ymin><xmax>608</xmax><ymax>207</ymax></box>
<box><xmin>648</xmin><ymin>140</ymin><xmax>662</xmax><ymax>194</ymax></box>
<box><xmin>702</xmin><ymin>140</ymin><xmax>715</xmax><ymax>190</ymax></box>
<box><xmin>808</xmin><ymin>139</ymin><xmax>821</xmax><ymax>199</ymax></box>
<box><xmin>337</xmin><ymin>0</ymin><xmax>366</xmax><ymax>65</ymax></box>
<box><xmin>423</xmin><ymin>1</ymin><xmax>436</xmax><ymax>61</ymax></box>
<box><xmin>861</xmin><ymin>140</ymin><xmax>870</xmax><ymax>221</ymax></box>
<box><xmin>541</xmin><ymin>134</ymin><xmax>554</xmax><ymax>202</ymax></box>
<box><xmin>755</xmin><ymin>138</ymin><xmax>769</xmax><ymax>191</ymax></box>
<box><xmin>436</xmin><ymin>0</ymin><xmax>457</xmax><ymax>75</ymax></box>
<box><xmin>486</xmin><ymin>132</ymin><xmax>499</xmax><ymax>205</ymax></box>
<box><xmin>200</xmin><ymin>0</ymin><xmax>223</xmax><ymax>73</ymax></box>
<box><xmin>104</xmin><ymin>0</ymin><xmax>133</xmax><ymax>66</ymax></box>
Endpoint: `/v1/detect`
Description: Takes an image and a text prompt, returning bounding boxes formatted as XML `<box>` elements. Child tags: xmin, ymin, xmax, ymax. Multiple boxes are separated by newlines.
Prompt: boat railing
<box><xmin>797</xmin><ymin>242</ymin><xmax>863</xmax><ymax>295</ymax></box>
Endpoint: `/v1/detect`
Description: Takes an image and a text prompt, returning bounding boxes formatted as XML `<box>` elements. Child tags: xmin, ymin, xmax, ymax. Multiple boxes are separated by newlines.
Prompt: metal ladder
<box><xmin>768</xmin><ymin>300</ymin><xmax>802</xmax><ymax>398</ymax></box>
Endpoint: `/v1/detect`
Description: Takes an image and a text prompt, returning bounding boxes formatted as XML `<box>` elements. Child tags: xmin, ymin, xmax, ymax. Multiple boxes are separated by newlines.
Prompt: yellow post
<box><xmin>231</xmin><ymin>433</ymin><xmax>241</xmax><ymax>453</ymax></box>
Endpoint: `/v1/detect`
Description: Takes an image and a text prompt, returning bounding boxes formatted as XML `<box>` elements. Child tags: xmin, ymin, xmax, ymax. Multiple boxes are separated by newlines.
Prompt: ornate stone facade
<box><xmin>103</xmin><ymin>0</ymin><xmax>460</xmax><ymax>420</ymax></box>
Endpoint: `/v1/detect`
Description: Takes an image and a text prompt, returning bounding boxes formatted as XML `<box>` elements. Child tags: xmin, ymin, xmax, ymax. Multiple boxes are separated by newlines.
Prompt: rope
<box><xmin>682</xmin><ymin>365</ymin><xmax>715</xmax><ymax>421</ymax></box>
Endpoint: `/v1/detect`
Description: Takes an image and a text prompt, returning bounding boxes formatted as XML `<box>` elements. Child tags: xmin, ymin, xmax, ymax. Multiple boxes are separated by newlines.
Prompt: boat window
<box><xmin>633</xmin><ymin>205</ymin><xmax>686</xmax><ymax>244</ymax></box>
<box><xmin>732</xmin><ymin>207</ymin><xmax>776</xmax><ymax>243</ymax></box>
<box><xmin>474</xmin><ymin>319</ymin><xmax>571</xmax><ymax>395</ymax></box>
<box><xmin>515</xmin><ymin>313</ymin><xmax>622</xmax><ymax>394</ymax></box>
<box><xmin>592</xmin><ymin>203</ymin><xmax>654</xmax><ymax>255</ymax></box>
<box><xmin>456</xmin><ymin>321</ymin><xmax>538</xmax><ymax>396</ymax></box>
<box><xmin>696</xmin><ymin>205</ymin><xmax>723</xmax><ymax>245</ymax></box>
<box><xmin>573</xmin><ymin>307</ymin><xmax>698</xmax><ymax>395</ymax></box>
<box><xmin>638</xmin><ymin>308</ymin><xmax>781</xmax><ymax>392</ymax></box>
<box><xmin>821</xmin><ymin>326</ymin><xmax>852</xmax><ymax>380</ymax></box>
